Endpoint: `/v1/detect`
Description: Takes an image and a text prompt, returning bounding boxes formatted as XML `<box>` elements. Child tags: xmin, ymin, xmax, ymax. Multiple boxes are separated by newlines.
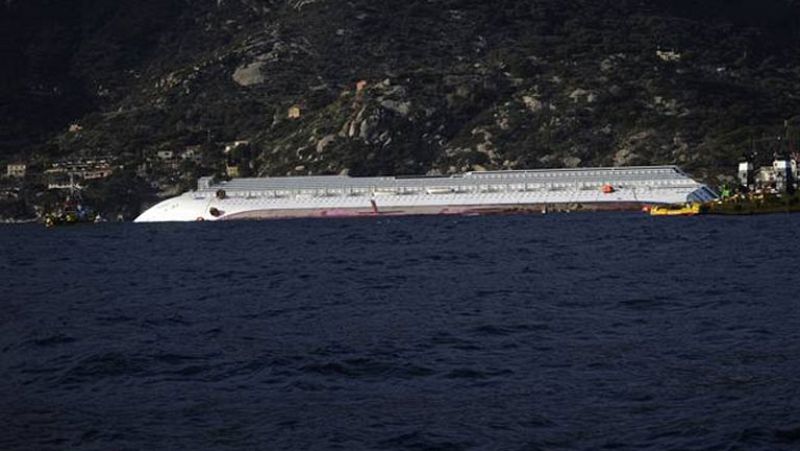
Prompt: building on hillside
<box><xmin>0</xmin><ymin>188</ymin><xmax>18</xmax><ymax>201</ymax></box>
<box><xmin>773</xmin><ymin>157</ymin><xmax>797</xmax><ymax>193</ymax></box>
<box><xmin>181</xmin><ymin>146</ymin><xmax>203</xmax><ymax>163</ymax></box>
<box><xmin>6</xmin><ymin>163</ymin><xmax>26</xmax><ymax>178</ymax></box>
<box><xmin>224</xmin><ymin>141</ymin><xmax>250</xmax><ymax>154</ymax></box>
<box><xmin>157</xmin><ymin>150</ymin><xmax>175</xmax><ymax>160</ymax></box>
<box><xmin>151</xmin><ymin>150</ymin><xmax>181</xmax><ymax>170</ymax></box>
<box><xmin>223</xmin><ymin>141</ymin><xmax>252</xmax><ymax>178</ymax></box>
<box><xmin>656</xmin><ymin>49</ymin><xmax>682</xmax><ymax>62</ymax></box>
<box><xmin>738</xmin><ymin>161</ymin><xmax>754</xmax><ymax>189</ymax></box>
<box><xmin>754</xmin><ymin>166</ymin><xmax>777</xmax><ymax>187</ymax></box>
<box><xmin>44</xmin><ymin>158</ymin><xmax>115</xmax><ymax>189</ymax></box>
<box><xmin>226</xmin><ymin>164</ymin><xmax>240</xmax><ymax>178</ymax></box>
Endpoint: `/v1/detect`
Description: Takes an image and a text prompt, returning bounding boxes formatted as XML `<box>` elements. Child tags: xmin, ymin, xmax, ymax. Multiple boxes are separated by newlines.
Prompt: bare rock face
<box><xmin>568</xmin><ymin>88</ymin><xmax>597</xmax><ymax>104</ymax></box>
<box><xmin>522</xmin><ymin>95</ymin><xmax>543</xmax><ymax>113</ymax></box>
<box><xmin>614</xmin><ymin>130</ymin><xmax>655</xmax><ymax>166</ymax></box>
<box><xmin>6</xmin><ymin>0</ymin><xmax>800</xmax><ymax>188</ymax></box>
<box><xmin>614</xmin><ymin>147</ymin><xmax>637</xmax><ymax>167</ymax></box>
<box><xmin>288</xmin><ymin>0</ymin><xmax>323</xmax><ymax>10</ymax></box>
<box><xmin>316</xmin><ymin>134</ymin><xmax>336</xmax><ymax>153</ymax></box>
<box><xmin>380</xmin><ymin>100</ymin><xmax>411</xmax><ymax>116</ymax></box>
<box><xmin>232</xmin><ymin>62</ymin><xmax>266</xmax><ymax>86</ymax></box>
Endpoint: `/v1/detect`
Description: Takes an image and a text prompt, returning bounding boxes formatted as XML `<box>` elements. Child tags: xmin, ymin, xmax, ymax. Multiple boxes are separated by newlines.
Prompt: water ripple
<box><xmin>2</xmin><ymin>214</ymin><xmax>800</xmax><ymax>450</ymax></box>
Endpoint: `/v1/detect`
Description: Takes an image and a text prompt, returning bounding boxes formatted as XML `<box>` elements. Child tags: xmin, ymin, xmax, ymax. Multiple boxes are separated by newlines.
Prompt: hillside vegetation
<box><xmin>2</xmin><ymin>0</ymin><xmax>799</xmax><ymax>186</ymax></box>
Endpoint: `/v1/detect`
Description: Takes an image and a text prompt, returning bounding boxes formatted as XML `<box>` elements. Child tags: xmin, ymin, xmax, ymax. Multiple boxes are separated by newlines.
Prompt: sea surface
<box><xmin>2</xmin><ymin>213</ymin><xmax>800</xmax><ymax>450</ymax></box>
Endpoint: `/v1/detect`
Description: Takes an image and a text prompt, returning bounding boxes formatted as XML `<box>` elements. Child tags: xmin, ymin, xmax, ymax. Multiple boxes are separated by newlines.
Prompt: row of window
<box><xmin>198</xmin><ymin>182</ymin><xmax>694</xmax><ymax>200</ymax></box>
<box><xmin>469</xmin><ymin>170</ymin><xmax>674</xmax><ymax>180</ymax></box>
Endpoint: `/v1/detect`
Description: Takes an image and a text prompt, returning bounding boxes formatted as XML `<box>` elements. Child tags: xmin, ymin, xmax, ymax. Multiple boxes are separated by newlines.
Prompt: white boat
<box><xmin>134</xmin><ymin>166</ymin><xmax>718</xmax><ymax>222</ymax></box>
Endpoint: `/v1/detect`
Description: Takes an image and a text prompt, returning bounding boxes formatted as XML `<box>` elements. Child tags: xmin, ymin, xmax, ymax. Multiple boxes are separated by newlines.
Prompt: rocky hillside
<box><xmin>2</xmin><ymin>0</ymin><xmax>800</xmax><ymax>184</ymax></box>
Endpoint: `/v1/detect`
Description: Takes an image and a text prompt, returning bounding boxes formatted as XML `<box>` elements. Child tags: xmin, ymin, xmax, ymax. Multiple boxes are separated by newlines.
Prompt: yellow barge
<box><xmin>649</xmin><ymin>203</ymin><xmax>703</xmax><ymax>216</ymax></box>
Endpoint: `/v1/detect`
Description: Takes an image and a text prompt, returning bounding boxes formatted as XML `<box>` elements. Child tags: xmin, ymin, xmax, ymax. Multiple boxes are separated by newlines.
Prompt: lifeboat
<box><xmin>601</xmin><ymin>184</ymin><xmax>615</xmax><ymax>194</ymax></box>
<box><xmin>649</xmin><ymin>203</ymin><xmax>703</xmax><ymax>216</ymax></box>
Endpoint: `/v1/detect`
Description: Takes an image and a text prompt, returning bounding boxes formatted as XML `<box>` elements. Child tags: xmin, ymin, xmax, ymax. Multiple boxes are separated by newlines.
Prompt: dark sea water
<box><xmin>2</xmin><ymin>213</ymin><xmax>800</xmax><ymax>450</ymax></box>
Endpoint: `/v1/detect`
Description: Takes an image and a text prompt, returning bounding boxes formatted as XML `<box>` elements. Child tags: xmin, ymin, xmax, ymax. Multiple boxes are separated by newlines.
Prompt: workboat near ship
<box><xmin>134</xmin><ymin>166</ymin><xmax>718</xmax><ymax>223</ymax></box>
<box><xmin>649</xmin><ymin>203</ymin><xmax>704</xmax><ymax>216</ymax></box>
<box><xmin>43</xmin><ymin>172</ymin><xmax>101</xmax><ymax>228</ymax></box>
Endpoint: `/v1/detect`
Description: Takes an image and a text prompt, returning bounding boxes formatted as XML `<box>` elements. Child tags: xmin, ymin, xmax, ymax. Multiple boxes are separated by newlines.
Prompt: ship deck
<box><xmin>203</xmin><ymin>166</ymin><xmax>709</xmax><ymax>198</ymax></box>
<box><xmin>135</xmin><ymin>166</ymin><xmax>718</xmax><ymax>222</ymax></box>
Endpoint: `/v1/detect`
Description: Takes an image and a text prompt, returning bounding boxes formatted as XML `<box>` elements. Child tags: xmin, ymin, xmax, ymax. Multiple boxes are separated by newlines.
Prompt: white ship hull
<box><xmin>135</xmin><ymin>166</ymin><xmax>717</xmax><ymax>223</ymax></box>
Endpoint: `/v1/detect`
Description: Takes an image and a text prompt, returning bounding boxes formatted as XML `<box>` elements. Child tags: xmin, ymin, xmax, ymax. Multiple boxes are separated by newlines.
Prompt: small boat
<box><xmin>649</xmin><ymin>203</ymin><xmax>703</xmax><ymax>216</ymax></box>
<box><xmin>44</xmin><ymin>201</ymin><xmax>98</xmax><ymax>227</ymax></box>
<box><xmin>43</xmin><ymin>172</ymin><xmax>99</xmax><ymax>228</ymax></box>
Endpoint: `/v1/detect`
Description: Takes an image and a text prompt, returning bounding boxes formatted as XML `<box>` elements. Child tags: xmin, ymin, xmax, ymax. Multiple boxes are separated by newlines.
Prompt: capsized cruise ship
<box><xmin>134</xmin><ymin>166</ymin><xmax>717</xmax><ymax>222</ymax></box>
